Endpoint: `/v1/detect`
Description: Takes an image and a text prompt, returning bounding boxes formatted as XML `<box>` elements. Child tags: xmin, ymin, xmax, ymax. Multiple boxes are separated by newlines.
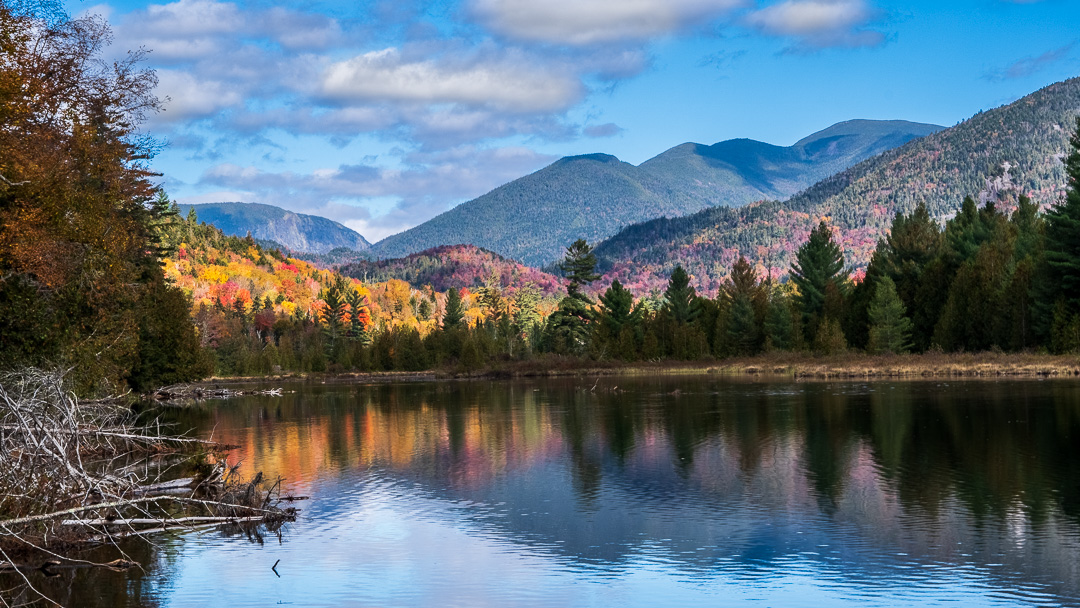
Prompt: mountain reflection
<box><xmin>162</xmin><ymin>377</ymin><xmax>1080</xmax><ymax>603</ymax></box>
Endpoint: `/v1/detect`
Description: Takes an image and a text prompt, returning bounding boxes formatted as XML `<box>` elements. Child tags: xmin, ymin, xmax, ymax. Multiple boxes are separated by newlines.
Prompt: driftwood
<box><xmin>0</xmin><ymin>368</ymin><xmax>299</xmax><ymax>608</ymax></box>
<box><xmin>62</xmin><ymin>515</ymin><xmax>269</xmax><ymax>526</ymax></box>
<box><xmin>151</xmin><ymin>384</ymin><xmax>289</xmax><ymax>402</ymax></box>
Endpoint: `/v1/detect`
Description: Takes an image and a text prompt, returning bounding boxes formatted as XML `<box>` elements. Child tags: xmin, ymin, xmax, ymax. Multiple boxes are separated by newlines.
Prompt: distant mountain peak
<box><xmin>591</xmin><ymin>77</ymin><xmax>1080</xmax><ymax>294</ymax></box>
<box><xmin>179</xmin><ymin>202</ymin><xmax>370</xmax><ymax>254</ymax></box>
<box><xmin>559</xmin><ymin>153</ymin><xmax>622</xmax><ymax>164</ymax></box>
<box><xmin>370</xmin><ymin>118</ymin><xmax>942</xmax><ymax>267</ymax></box>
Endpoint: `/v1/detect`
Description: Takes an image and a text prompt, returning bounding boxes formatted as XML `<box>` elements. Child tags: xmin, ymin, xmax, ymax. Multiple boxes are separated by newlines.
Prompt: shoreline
<box><xmin>183</xmin><ymin>352</ymin><xmax>1080</xmax><ymax>389</ymax></box>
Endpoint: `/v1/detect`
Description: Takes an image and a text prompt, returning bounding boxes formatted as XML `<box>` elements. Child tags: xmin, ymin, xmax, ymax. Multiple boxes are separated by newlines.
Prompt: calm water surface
<box><xmin>16</xmin><ymin>376</ymin><xmax>1080</xmax><ymax>606</ymax></box>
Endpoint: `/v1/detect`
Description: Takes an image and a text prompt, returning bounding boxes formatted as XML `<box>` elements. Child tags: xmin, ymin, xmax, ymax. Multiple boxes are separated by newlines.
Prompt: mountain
<box><xmin>593</xmin><ymin>77</ymin><xmax>1080</xmax><ymax>295</ymax></box>
<box><xmin>339</xmin><ymin>244</ymin><xmax>565</xmax><ymax>299</ymax></box>
<box><xmin>638</xmin><ymin>119</ymin><xmax>942</xmax><ymax>208</ymax></box>
<box><xmin>370</xmin><ymin>120</ymin><xmax>942</xmax><ymax>267</ymax></box>
<box><xmin>179</xmin><ymin>202</ymin><xmax>371</xmax><ymax>254</ymax></box>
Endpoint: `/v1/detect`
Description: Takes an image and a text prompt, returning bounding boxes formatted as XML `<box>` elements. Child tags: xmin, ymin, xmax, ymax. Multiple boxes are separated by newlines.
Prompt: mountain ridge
<box><xmin>178</xmin><ymin>202</ymin><xmax>371</xmax><ymax>254</ymax></box>
<box><xmin>370</xmin><ymin>119</ymin><xmax>942</xmax><ymax>266</ymax></box>
<box><xmin>592</xmin><ymin>77</ymin><xmax>1080</xmax><ymax>295</ymax></box>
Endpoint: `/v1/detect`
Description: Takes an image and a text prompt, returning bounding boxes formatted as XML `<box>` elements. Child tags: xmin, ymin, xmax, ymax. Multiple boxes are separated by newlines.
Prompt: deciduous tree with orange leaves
<box><xmin>0</xmin><ymin>1</ymin><xmax>207</xmax><ymax>393</ymax></box>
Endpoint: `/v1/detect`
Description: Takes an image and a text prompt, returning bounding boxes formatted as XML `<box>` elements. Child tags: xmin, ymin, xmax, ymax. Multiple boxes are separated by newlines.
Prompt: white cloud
<box><xmin>470</xmin><ymin>0</ymin><xmax>747</xmax><ymax>44</ymax></box>
<box><xmin>320</xmin><ymin>48</ymin><xmax>584</xmax><ymax>113</ymax></box>
<box><xmin>745</xmin><ymin>0</ymin><xmax>883</xmax><ymax>48</ymax></box>
<box><xmin>112</xmin><ymin>0</ymin><xmax>342</xmax><ymax>61</ymax></box>
<box><xmin>153</xmin><ymin>70</ymin><xmax>243</xmax><ymax>122</ymax></box>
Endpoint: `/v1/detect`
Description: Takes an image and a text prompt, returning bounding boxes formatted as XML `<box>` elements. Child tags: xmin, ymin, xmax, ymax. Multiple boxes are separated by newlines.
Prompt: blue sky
<box><xmin>68</xmin><ymin>0</ymin><xmax>1080</xmax><ymax>242</ymax></box>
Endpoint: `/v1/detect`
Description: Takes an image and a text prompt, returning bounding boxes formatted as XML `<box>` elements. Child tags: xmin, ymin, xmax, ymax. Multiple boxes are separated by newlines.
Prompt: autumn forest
<box><xmin>5</xmin><ymin>3</ymin><xmax>1080</xmax><ymax>398</ymax></box>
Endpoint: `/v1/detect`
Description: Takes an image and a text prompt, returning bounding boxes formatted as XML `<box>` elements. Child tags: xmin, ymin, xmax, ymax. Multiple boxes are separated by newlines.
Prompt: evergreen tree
<box><xmin>442</xmin><ymin>287</ymin><xmax>465</xmax><ymax>330</ymax></box>
<box><xmin>663</xmin><ymin>266</ymin><xmax>700</xmax><ymax>325</ymax></box>
<box><xmin>513</xmin><ymin>284</ymin><xmax>542</xmax><ymax>328</ymax></box>
<box><xmin>546</xmin><ymin>240</ymin><xmax>600</xmax><ymax>354</ymax></box>
<box><xmin>1041</xmin><ymin>118</ymin><xmax>1080</xmax><ymax>326</ymax></box>
<box><xmin>320</xmin><ymin>279</ymin><xmax>348</xmax><ymax>354</ymax></box>
<box><xmin>719</xmin><ymin>257</ymin><xmax>767</xmax><ymax>353</ymax></box>
<box><xmin>762</xmin><ymin>288</ymin><xmax>794</xmax><ymax>351</ymax></box>
<box><xmin>560</xmin><ymin>239</ymin><xmax>601</xmax><ymax>298</ymax></box>
<box><xmin>726</xmin><ymin>292</ymin><xmax>758</xmax><ymax>356</ymax></box>
<box><xmin>791</xmin><ymin>221</ymin><xmax>849</xmax><ymax>339</ymax></box>
<box><xmin>933</xmin><ymin>201</ymin><xmax>1013</xmax><ymax>351</ymax></box>
<box><xmin>346</xmin><ymin>288</ymin><xmax>372</xmax><ymax>345</ymax></box>
<box><xmin>598</xmin><ymin>280</ymin><xmax>637</xmax><ymax>337</ymax></box>
<box><xmin>867</xmin><ymin>276</ymin><xmax>913</xmax><ymax>354</ymax></box>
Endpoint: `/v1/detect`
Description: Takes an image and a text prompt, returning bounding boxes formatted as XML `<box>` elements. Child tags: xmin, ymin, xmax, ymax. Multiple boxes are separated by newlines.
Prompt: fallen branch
<box><xmin>61</xmin><ymin>515</ymin><xmax>268</xmax><ymax>526</ymax></box>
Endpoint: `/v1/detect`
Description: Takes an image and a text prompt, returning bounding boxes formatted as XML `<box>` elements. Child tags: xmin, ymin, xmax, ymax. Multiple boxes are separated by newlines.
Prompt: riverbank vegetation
<box><xmin>182</xmin><ymin>118</ymin><xmax>1080</xmax><ymax>378</ymax></box>
<box><xmin>5</xmin><ymin>3</ymin><xmax>1080</xmax><ymax>394</ymax></box>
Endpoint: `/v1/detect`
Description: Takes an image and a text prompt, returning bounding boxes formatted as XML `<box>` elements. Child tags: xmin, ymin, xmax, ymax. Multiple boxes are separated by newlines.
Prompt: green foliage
<box><xmin>663</xmin><ymin>266</ymin><xmax>700</xmax><ymax>325</ymax></box>
<box><xmin>791</xmin><ymin>221</ymin><xmax>849</xmax><ymax>339</ymax></box>
<box><xmin>867</xmin><ymin>277</ymin><xmax>913</xmax><ymax>354</ymax></box>
<box><xmin>560</xmin><ymin>239</ymin><xmax>601</xmax><ymax>298</ymax></box>
<box><xmin>593</xmin><ymin>78</ymin><xmax>1080</xmax><ymax>293</ymax></box>
<box><xmin>442</xmin><ymin>288</ymin><xmax>465</xmax><ymax>330</ymax></box>
<box><xmin>129</xmin><ymin>280</ymin><xmax>212</xmax><ymax>392</ymax></box>
<box><xmin>726</xmin><ymin>293</ymin><xmax>759</xmax><ymax>356</ymax></box>
<box><xmin>762</xmin><ymin>288</ymin><xmax>795</xmax><ymax>351</ymax></box>
<box><xmin>598</xmin><ymin>280</ymin><xmax>638</xmax><ymax>337</ymax></box>
<box><xmin>1042</xmin><ymin>118</ymin><xmax>1080</xmax><ymax>319</ymax></box>
<box><xmin>544</xmin><ymin>240</ymin><xmax>600</xmax><ymax>354</ymax></box>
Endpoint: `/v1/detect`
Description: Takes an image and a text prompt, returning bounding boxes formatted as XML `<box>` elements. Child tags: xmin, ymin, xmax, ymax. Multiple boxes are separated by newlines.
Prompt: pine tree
<box><xmin>726</xmin><ymin>292</ymin><xmax>758</xmax><ymax>356</ymax></box>
<box><xmin>598</xmin><ymin>280</ymin><xmax>637</xmax><ymax>335</ymax></box>
<box><xmin>560</xmin><ymin>239</ymin><xmax>601</xmax><ymax>298</ymax></box>
<box><xmin>442</xmin><ymin>287</ymin><xmax>465</xmax><ymax>330</ymax></box>
<box><xmin>320</xmin><ymin>280</ymin><xmax>347</xmax><ymax>354</ymax></box>
<box><xmin>513</xmin><ymin>283</ymin><xmax>542</xmax><ymax>342</ymax></box>
<box><xmin>791</xmin><ymin>221</ymin><xmax>849</xmax><ymax>339</ymax></box>
<box><xmin>867</xmin><ymin>276</ymin><xmax>913</xmax><ymax>354</ymax></box>
<box><xmin>663</xmin><ymin>266</ymin><xmax>700</xmax><ymax>325</ymax></box>
<box><xmin>762</xmin><ymin>288</ymin><xmax>794</xmax><ymax>351</ymax></box>
<box><xmin>1042</xmin><ymin>118</ymin><xmax>1080</xmax><ymax>321</ymax></box>
<box><xmin>546</xmin><ymin>240</ymin><xmax>600</xmax><ymax>354</ymax></box>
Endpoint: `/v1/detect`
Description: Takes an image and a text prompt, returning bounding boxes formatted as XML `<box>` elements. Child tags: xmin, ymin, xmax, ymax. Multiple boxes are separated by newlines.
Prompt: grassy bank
<box><xmin>187</xmin><ymin>351</ymin><xmax>1080</xmax><ymax>388</ymax></box>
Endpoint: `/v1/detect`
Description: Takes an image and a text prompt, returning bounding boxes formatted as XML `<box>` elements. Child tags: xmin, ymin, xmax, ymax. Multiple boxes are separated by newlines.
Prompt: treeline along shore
<box><xmin>186</xmin><ymin>351</ymin><xmax>1080</xmax><ymax>387</ymax></box>
<box><xmin>175</xmin><ymin>117</ymin><xmax>1080</xmax><ymax>384</ymax></box>
<box><xmin>6</xmin><ymin>0</ymin><xmax>1080</xmax><ymax>398</ymax></box>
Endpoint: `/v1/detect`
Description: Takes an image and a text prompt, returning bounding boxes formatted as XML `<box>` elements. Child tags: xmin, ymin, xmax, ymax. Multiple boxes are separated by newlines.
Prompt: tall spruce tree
<box><xmin>598</xmin><ymin>279</ymin><xmax>638</xmax><ymax>337</ymax></box>
<box><xmin>720</xmin><ymin>257</ymin><xmax>767</xmax><ymax>353</ymax></box>
<box><xmin>867</xmin><ymin>276</ymin><xmax>913</xmax><ymax>354</ymax></box>
<box><xmin>726</xmin><ymin>292</ymin><xmax>758</xmax><ymax>356</ymax></box>
<box><xmin>546</xmin><ymin>239</ymin><xmax>600</xmax><ymax>353</ymax></box>
<box><xmin>1042</xmin><ymin>118</ymin><xmax>1080</xmax><ymax>324</ymax></box>
<box><xmin>442</xmin><ymin>287</ymin><xmax>465</xmax><ymax>330</ymax></box>
<box><xmin>762</xmin><ymin>288</ymin><xmax>794</xmax><ymax>351</ymax></box>
<box><xmin>791</xmin><ymin>221</ymin><xmax>849</xmax><ymax>339</ymax></box>
<box><xmin>663</xmin><ymin>266</ymin><xmax>700</xmax><ymax>325</ymax></box>
<box><xmin>320</xmin><ymin>279</ymin><xmax>348</xmax><ymax>354</ymax></box>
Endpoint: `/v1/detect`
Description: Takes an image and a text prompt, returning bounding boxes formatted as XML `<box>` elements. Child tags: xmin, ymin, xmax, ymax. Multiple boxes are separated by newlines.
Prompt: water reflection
<box><xmin>15</xmin><ymin>377</ymin><xmax>1080</xmax><ymax>607</ymax></box>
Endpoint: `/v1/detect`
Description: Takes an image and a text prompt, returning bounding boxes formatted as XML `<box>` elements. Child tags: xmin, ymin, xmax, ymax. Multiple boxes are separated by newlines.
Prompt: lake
<box><xmin>12</xmin><ymin>376</ymin><xmax>1080</xmax><ymax>607</ymax></box>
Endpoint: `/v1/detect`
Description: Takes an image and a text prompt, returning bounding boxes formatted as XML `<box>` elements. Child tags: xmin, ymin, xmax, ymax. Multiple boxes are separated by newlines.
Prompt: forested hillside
<box><xmin>639</xmin><ymin>119</ymin><xmax>940</xmax><ymax>208</ymax></box>
<box><xmin>161</xmin><ymin>214</ymin><xmax>561</xmax><ymax>374</ymax></box>
<box><xmin>595</xmin><ymin>77</ymin><xmax>1080</xmax><ymax>295</ymax></box>
<box><xmin>371</xmin><ymin>121</ymin><xmax>939</xmax><ymax>266</ymax></box>
<box><xmin>339</xmin><ymin>245</ymin><xmax>565</xmax><ymax>298</ymax></box>
<box><xmin>179</xmin><ymin>202</ymin><xmax>371</xmax><ymax>254</ymax></box>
